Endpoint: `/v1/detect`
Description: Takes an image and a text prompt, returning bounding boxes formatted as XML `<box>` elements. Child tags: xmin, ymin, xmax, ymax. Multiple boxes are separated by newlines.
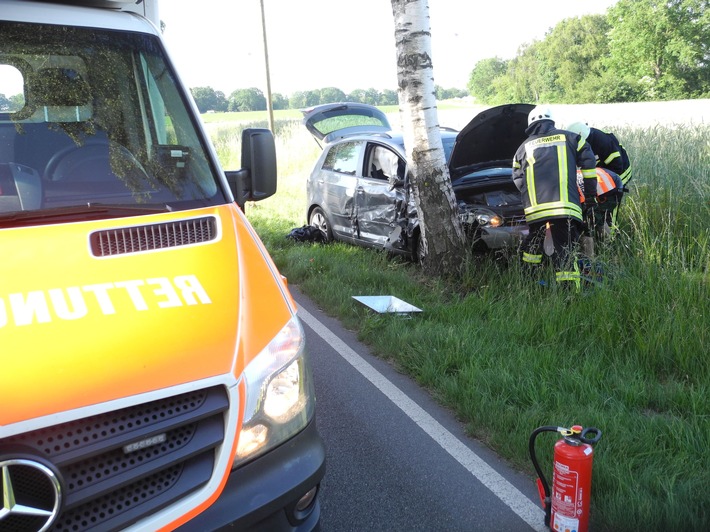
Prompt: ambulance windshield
<box><xmin>0</xmin><ymin>22</ymin><xmax>227</xmax><ymax>224</ymax></box>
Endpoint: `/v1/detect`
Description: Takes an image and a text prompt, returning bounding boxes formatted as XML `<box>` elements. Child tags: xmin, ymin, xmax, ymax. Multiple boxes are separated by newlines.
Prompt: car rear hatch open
<box><xmin>301</xmin><ymin>102</ymin><xmax>392</xmax><ymax>147</ymax></box>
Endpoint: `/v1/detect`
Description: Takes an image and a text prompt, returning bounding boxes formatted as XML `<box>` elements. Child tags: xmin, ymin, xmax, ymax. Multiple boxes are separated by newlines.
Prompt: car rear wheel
<box><xmin>309</xmin><ymin>206</ymin><xmax>333</xmax><ymax>242</ymax></box>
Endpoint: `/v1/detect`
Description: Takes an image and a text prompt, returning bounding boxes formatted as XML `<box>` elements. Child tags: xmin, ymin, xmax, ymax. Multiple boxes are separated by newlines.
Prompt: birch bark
<box><xmin>391</xmin><ymin>0</ymin><xmax>466</xmax><ymax>275</ymax></box>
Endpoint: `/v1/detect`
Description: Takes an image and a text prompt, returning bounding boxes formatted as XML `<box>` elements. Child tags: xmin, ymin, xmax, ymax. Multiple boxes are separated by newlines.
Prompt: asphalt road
<box><xmin>292</xmin><ymin>287</ymin><xmax>548</xmax><ymax>532</ymax></box>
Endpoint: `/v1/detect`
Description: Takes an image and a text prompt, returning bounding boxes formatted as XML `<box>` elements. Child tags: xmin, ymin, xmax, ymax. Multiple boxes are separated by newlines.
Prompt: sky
<box><xmin>159</xmin><ymin>0</ymin><xmax>619</xmax><ymax>97</ymax></box>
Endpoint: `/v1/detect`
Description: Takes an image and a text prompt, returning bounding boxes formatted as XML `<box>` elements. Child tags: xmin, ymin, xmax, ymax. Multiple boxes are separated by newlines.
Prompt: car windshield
<box><xmin>395</xmin><ymin>135</ymin><xmax>456</xmax><ymax>162</ymax></box>
<box><xmin>0</xmin><ymin>22</ymin><xmax>226</xmax><ymax>225</ymax></box>
<box><xmin>442</xmin><ymin>137</ymin><xmax>456</xmax><ymax>162</ymax></box>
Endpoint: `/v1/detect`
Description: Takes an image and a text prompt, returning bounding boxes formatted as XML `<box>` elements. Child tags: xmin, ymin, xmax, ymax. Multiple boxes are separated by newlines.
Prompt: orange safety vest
<box><xmin>577</xmin><ymin>168</ymin><xmax>620</xmax><ymax>203</ymax></box>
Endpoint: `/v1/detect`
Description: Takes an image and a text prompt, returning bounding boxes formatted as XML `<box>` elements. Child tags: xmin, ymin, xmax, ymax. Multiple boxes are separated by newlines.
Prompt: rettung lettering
<box><xmin>0</xmin><ymin>275</ymin><xmax>211</xmax><ymax>327</ymax></box>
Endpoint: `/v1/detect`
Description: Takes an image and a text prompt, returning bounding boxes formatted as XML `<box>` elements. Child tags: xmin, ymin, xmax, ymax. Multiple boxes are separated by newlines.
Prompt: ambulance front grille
<box><xmin>90</xmin><ymin>216</ymin><xmax>218</xmax><ymax>256</ymax></box>
<box><xmin>1</xmin><ymin>386</ymin><xmax>229</xmax><ymax>532</ymax></box>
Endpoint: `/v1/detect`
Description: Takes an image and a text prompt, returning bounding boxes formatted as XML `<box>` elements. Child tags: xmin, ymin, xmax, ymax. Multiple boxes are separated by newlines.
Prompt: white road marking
<box><xmin>298</xmin><ymin>306</ymin><xmax>547</xmax><ymax>532</ymax></box>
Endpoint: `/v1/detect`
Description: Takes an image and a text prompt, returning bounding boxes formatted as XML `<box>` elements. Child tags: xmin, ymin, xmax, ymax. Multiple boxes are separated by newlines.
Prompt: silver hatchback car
<box><xmin>301</xmin><ymin>103</ymin><xmax>533</xmax><ymax>259</ymax></box>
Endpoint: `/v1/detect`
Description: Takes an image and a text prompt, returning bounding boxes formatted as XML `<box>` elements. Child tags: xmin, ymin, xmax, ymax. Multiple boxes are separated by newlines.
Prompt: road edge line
<box><xmin>298</xmin><ymin>306</ymin><xmax>546</xmax><ymax>532</ymax></box>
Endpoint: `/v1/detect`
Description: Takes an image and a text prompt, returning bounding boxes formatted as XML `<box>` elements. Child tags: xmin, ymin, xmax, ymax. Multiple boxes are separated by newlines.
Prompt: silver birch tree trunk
<box><xmin>390</xmin><ymin>0</ymin><xmax>467</xmax><ymax>276</ymax></box>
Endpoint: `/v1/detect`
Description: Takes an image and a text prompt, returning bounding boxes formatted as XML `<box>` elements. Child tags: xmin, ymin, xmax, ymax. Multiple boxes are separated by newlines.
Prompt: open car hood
<box><xmin>301</xmin><ymin>102</ymin><xmax>392</xmax><ymax>146</ymax></box>
<box><xmin>448</xmin><ymin>103</ymin><xmax>534</xmax><ymax>173</ymax></box>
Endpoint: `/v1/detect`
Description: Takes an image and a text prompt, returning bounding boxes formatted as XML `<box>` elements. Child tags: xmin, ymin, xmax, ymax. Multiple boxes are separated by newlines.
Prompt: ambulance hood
<box><xmin>0</xmin><ymin>205</ymin><xmax>293</xmax><ymax>426</ymax></box>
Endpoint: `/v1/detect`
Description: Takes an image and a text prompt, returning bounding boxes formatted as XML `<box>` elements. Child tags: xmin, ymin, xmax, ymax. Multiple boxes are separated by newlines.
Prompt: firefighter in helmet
<box><xmin>566</xmin><ymin>121</ymin><xmax>632</xmax><ymax>238</ymax></box>
<box><xmin>512</xmin><ymin>106</ymin><xmax>597</xmax><ymax>290</ymax></box>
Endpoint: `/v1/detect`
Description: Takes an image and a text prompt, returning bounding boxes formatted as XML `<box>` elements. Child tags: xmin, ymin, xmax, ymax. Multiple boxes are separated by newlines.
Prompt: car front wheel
<box><xmin>309</xmin><ymin>207</ymin><xmax>333</xmax><ymax>242</ymax></box>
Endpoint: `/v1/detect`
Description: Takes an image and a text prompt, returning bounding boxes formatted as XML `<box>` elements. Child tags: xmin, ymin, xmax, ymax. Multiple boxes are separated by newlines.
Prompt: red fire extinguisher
<box><xmin>529</xmin><ymin>425</ymin><xmax>602</xmax><ymax>532</ymax></box>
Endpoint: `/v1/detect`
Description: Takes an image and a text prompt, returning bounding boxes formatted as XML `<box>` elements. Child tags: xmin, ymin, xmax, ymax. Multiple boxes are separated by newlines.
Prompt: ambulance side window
<box><xmin>139</xmin><ymin>55</ymin><xmax>175</xmax><ymax>145</ymax></box>
<box><xmin>136</xmin><ymin>51</ymin><xmax>217</xmax><ymax>197</ymax></box>
<box><xmin>0</xmin><ymin>63</ymin><xmax>24</xmax><ymax>114</ymax></box>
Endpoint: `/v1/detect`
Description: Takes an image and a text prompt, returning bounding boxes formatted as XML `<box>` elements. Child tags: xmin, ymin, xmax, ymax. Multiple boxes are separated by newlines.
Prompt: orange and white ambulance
<box><xmin>0</xmin><ymin>1</ymin><xmax>324</xmax><ymax>530</ymax></box>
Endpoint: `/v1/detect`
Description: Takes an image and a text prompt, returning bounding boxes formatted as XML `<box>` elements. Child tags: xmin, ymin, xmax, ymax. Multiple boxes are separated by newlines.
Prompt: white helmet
<box><xmin>566</xmin><ymin>121</ymin><xmax>591</xmax><ymax>140</ymax></box>
<box><xmin>528</xmin><ymin>105</ymin><xmax>554</xmax><ymax>126</ymax></box>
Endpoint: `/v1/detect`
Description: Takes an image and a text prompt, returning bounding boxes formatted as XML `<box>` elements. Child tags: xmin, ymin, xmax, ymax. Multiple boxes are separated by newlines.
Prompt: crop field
<box><xmin>205</xmin><ymin>100</ymin><xmax>709</xmax><ymax>531</ymax></box>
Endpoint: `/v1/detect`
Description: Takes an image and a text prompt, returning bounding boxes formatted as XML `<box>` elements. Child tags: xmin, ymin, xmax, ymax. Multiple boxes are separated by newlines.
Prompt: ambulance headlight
<box><xmin>233</xmin><ymin>315</ymin><xmax>315</xmax><ymax>467</ymax></box>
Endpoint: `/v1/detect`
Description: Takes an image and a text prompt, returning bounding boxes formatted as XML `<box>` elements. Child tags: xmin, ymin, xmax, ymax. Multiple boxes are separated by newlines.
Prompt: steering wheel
<box><xmin>43</xmin><ymin>139</ymin><xmax>149</xmax><ymax>184</ymax></box>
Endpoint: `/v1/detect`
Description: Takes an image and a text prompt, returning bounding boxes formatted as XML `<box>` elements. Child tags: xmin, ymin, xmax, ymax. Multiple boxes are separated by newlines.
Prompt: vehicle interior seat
<box><xmin>11</xmin><ymin>66</ymin><xmax>108</xmax><ymax>181</ymax></box>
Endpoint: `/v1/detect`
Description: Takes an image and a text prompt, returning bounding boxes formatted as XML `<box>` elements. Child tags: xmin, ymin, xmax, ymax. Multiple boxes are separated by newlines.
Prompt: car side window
<box><xmin>322</xmin><ymin>141</ymin><xmax>360</xmax><ymax>175</ymax></box>
<box><xmin>368</xmin><ymin>144</ymin><xmax>405</xmax><ymax>186</ymax></box>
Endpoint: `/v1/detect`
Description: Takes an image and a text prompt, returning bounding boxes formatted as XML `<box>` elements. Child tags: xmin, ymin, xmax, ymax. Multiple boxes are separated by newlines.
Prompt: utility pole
<box><xmin>259</xmin><ymin>0</ymin><xmax>275</xmax><ymax>132</ymax></box>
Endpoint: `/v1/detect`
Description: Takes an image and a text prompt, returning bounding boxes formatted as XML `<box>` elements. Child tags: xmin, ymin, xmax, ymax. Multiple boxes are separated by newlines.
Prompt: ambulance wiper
<box><xmin>0</xmin><ymin>204</ymin><xmax>170</xmax><ymax>227</ymax></box>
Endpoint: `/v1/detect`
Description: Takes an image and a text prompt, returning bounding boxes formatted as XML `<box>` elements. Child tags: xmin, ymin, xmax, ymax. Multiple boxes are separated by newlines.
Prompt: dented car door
<box><xmin>317</xmin><ymin>140</ymin><xmax>362</xmax><ymax>241</ymax></box>
<box><xmin>355</xmin><ymin>143</ymin><xmax>405</xmax><ymax>246</ymax></box>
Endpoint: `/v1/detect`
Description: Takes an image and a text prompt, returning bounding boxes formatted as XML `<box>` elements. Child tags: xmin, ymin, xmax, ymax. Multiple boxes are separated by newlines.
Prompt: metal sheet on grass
<box><xmin>352</xmin><ymin>295</ymin><xmax>422</xmax><ymax>314</ymax></box>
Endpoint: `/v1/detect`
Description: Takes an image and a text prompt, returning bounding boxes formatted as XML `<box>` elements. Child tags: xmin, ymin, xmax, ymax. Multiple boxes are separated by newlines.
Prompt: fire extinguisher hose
<box><xmin>528</xmin><ymin>425</ymin><xmax>559</xmax><ymax>525</ymax></box>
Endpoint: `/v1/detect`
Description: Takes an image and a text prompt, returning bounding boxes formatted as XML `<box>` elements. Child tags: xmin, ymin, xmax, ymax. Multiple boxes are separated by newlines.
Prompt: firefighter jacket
<box><xmin>512</xmin><ymin>120</ymin><xmax>597</xmax><ymax>224</ymax></box>
<box><xmin>587</xmin><ymin>127</ymin><xmax>632</xmax><ymax>185</ymax></box>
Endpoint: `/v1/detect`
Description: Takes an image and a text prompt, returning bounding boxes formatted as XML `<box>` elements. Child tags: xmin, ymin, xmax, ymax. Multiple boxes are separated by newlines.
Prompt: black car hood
<box><xmin>448</xmin><ymin>103</ymin><xmax>534</xmax><ymax>174</ymax></box>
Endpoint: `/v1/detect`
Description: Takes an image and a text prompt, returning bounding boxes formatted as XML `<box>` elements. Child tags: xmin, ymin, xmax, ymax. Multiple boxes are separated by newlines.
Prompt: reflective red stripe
<box><xmin>577</xmin><ymin>168</ymin><xmax>619</xmax><ymax>202</ymax></box>
<box><xmin>595</xmin><ymin>168</ymin><xmax>617</xmax><ymax>194</ymax></box>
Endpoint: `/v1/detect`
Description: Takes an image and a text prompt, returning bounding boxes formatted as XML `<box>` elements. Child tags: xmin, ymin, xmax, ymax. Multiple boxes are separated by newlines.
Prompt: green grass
<box><xmin>208</xmin><ymin>111</ymin><xmax>710</xmax><ymax>531</ymax></box>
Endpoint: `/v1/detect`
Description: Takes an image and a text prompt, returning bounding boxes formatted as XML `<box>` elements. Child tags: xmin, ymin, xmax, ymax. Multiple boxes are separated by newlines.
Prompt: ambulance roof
<box><xmin>0</xmin><ymin>0</ymin><xmax>159</xmax><ymax>33</ymax></box>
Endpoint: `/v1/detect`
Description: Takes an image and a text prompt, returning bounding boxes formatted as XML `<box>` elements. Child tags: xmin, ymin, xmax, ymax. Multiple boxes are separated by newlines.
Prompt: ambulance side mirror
<box><xmin>226</xmin><ymin>128</ymin><xmax>277</xmax><ymax>208</ymax></box>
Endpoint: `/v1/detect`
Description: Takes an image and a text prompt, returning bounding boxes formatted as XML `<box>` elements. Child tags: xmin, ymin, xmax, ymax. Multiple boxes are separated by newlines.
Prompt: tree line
<box><xmin>2</xmin><ymin>80</ymin><xmax>465</xmax><ymax>115</ymax></box>
<box><xmin>0</xmin><ymin>93</ymin><xmax>23</xmax><ymax>112</ymax></box>
<box><xmin>193</xmin><ymin>0</ymin><xmax>708</xmax><ymax>114</ymax></box>
<box><xmin>468</xmin><ymin>0</ymin><xmax>709</xmax><ymax>104</ymax></box>
<box><xmin>189</xmin><ymin>85</ymin><xmax>467</xmax><ymax>114</ymax></box>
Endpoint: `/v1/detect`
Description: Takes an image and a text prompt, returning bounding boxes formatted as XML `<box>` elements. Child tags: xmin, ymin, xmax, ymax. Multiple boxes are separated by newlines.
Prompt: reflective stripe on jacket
<box><xmin>576</xmin><ymin>168</ymin><xmax>623</xmax><ymax>202</ymax></box>
<box><xmin>513</xmin><ymin>121</ymin><xmax>597</xmax><ymax>223</ymax></box>
<box><xmin>587</xmin><ymin>127</ymin><xmax>632</xmax><ymax>185</ymax></box>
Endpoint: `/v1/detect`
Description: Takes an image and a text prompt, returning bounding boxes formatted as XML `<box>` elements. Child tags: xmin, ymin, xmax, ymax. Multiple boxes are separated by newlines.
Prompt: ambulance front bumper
<box><xmin>178</xmin><ymin>418</ymin><xmax>325</xmax><ymax>531</ymax></box>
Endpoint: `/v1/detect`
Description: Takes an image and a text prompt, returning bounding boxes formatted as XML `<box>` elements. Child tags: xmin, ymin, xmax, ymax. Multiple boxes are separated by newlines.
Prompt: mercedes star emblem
<box><xmin>0</xmin><ymin>458</ymin><xmax>62</xmax><ymax>532</ymax></box>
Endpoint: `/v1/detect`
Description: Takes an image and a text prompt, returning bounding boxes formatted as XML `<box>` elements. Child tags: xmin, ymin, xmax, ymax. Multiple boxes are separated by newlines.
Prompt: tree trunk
<box><xmin>390</xmin><ymin>0</ymin><xmax>467</xmax><ymax>276</ymax></box>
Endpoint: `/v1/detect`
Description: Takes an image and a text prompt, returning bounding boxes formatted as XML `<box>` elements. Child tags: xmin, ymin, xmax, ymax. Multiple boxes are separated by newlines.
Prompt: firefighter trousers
<box><xmin>521</xmin><ymin>218</ymin><xmax>584</xmax><ymax>288</ymax></box>
<box><xmin>585</xmin><ymin>190</ymin><xmax>624</xmax><ymax>241</ymax></box>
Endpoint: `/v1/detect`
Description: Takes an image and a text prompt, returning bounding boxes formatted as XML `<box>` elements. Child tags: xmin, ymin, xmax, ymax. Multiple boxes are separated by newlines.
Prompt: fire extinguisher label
<box><xmin>551</xmin><ymin>512</ymin><xmax>580</xmax><ymax>532</ymax></box>
<box><xmin>552</xmin><ymin>460</ymin><xmax>583</xmax><ymax>529</ymax></box>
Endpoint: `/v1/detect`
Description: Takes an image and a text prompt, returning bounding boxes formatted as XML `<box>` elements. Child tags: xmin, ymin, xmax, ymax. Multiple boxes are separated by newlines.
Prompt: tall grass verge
<box><xmin>208</xmin><ymin>115</ymin><xmax>709</xmax><ymax>531</ymax></box>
